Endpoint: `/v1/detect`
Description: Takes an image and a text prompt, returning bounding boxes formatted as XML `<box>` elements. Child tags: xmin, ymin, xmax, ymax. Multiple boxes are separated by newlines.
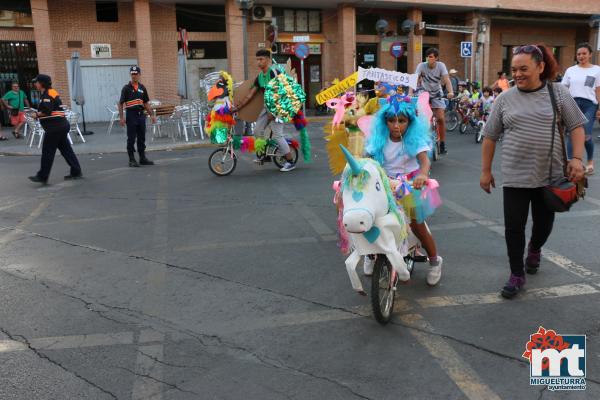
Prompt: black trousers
<box><xmin>126</xmin><ymin>111</ymin><xmax>146</xmax><ymax>158</ymax></box>
<box><xmin>37</xmin><ymin>121</ymin><xmax>81</xmax><ymax>180</ymax></box>
<box><xmin>503</xmin><ymin>187</ymin><xmax>555</xmax><ymax>276</ymax></box>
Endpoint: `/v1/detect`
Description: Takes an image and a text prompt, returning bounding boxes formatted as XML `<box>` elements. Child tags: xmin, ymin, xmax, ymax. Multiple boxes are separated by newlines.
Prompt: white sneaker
<box><xmin>363</xmin><ymin>256</ymin><xmax>375</xmax><ymax>276</ymax></box>
<box><xmin>427</xmin><ymin>256</ymin><xmax>443</xmax><ymax>286</ymax></box>
<box><xmin>280</xmin><ymin>161</ymin><xmax>296</xmax><ymax>172</ymax></box>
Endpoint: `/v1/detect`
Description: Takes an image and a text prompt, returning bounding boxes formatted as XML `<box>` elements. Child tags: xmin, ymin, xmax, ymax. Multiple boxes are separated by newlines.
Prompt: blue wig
<box><xmin>365</xmin><ymin>96</ymin><xmax>432</xmax><ymax>166</ymax></box>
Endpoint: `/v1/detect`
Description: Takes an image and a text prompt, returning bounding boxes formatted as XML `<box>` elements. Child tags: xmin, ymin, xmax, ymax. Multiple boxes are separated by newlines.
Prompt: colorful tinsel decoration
<box><xmin>264</xmin><ymin>73</ymin><xmax>306</xmax><ymax>123</ymax></box>
<box><xmin>205</xmin><ymin>104</ymin><xmax>235</xmax><ymax>144</ymax></box>
<box><xmin>231</xmin><ymin>136</ymin><xmax>256</xmax><ymax>153</ymax></box>
<box><xmin>292</xmin><ymin>110</ymin><xmax>311</xmax><ymax>162</ymax></box>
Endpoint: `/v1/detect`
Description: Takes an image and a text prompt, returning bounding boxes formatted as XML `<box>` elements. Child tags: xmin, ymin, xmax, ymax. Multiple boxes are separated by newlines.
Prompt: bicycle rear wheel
<box><xmin>208</xmin><ymin>147</ymin><xmax>237</xmax><ymax>176</ymax></box>
<box><xmin>371</xmin><ymin>255</ymin><xmax>395</xmax><ymax>325</ymax></box>
<box><xmin>273</xmin><ymin>146</ymin><xmax>299</xmax><ymax>168</ymax></box>
<box><xmin>475</xmin><ymin>122</ymin><xmax>485</xmax><ymax>143</ymax></box>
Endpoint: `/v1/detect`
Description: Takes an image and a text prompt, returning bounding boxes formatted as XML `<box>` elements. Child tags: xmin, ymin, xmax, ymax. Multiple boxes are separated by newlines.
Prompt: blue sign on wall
<box><xmin>295</xmin><ymin>43</ymin><xmax>310</xmax><ymax>60</ymax></box>
<box><xmin>461</xmin><ymin>41</ymin><xmax>473</xmax><ymax>58</ymax></box>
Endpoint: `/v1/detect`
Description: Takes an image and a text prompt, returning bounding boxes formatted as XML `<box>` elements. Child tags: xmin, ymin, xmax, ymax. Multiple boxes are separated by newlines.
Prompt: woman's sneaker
<box><xmin>525</xmin><ymin>243</ymin><xmax>541</xmax><ymax>274</ymax></box>
<box><xmin>426</xmin><ymin>256</ymin><xmax>443</xmax><ymax>286</ymax></box>
<box><xmin>363</xmin><ymin>255</ymin><xmax>375</xmax><ymax>276</ymax></box>
<box><xmin>501</xmin><ymin>273</ymin><xmax>526</xmax><ymax>299</ymax></box>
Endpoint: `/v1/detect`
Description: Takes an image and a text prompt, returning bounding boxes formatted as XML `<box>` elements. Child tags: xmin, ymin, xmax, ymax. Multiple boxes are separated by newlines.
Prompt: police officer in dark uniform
<box><xmin>118</xmin><ymin>66</ymin><xmax>156</xmax><ymax>167</ymax></box>
<box><xmin>28</xmin><ymin>74</ymin><xmax>82</xmax><ymax>184</ymax></box>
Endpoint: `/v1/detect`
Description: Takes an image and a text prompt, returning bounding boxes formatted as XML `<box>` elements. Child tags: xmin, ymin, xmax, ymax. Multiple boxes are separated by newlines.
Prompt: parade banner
<box><xmin>357</xmin><ymin>67</ymin><xmax>418</xmax><ymax>89</ymax></box>
<box><xmin>315</xmin><ymin>72</ymin><xmax>359</xmax><ymax>105</ymax></box>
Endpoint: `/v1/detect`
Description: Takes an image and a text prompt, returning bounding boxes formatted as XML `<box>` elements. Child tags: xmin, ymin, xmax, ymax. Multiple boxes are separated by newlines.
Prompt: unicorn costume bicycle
<box><xmin>364</xmin><ymin>95</ymin><xmax>443</xmax><ymax>286</ymax></box>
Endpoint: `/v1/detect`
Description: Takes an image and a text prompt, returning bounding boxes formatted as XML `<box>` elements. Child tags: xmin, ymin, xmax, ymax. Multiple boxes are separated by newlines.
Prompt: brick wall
<box><xmin>0</xmin><ymin>28</ymin><xmax>34</xmax><ymax>41</ymax></box>
<box><xmin>488</xmin><ymin>21</ymin><xmax>578</xmax><ymax>84</ymax></box>
<box><xmin>321</xmin><ymin>9</ymin><xmax>339</xmax><ymax>83</ymax></box>
<box><xmin>150</xmin><ymin>2</ymin><xmax>178</xmax><ymax>103</ymax></box>
<box><xmin>46</xmin><ymin>1</ymin><xmax>136</xmax><ymax>103</ymax></box>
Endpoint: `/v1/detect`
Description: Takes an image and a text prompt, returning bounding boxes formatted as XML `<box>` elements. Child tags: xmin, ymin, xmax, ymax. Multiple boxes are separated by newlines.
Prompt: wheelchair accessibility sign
<box><xmin>461</xmin><ymin>42</ymin><xmax>472</xmax><ymax>58</ymax></box>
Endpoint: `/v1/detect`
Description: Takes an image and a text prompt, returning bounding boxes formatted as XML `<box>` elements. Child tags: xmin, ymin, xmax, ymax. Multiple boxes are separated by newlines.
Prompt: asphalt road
<box><xmin>0</xmin><ymin>124</ymin><xmax>599</xmax><ymax>400</ymax></box>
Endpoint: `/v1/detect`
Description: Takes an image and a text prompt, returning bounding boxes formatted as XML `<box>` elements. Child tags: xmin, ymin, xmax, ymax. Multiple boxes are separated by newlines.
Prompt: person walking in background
<box><xmin>119</xmin><ymin>66</ymin><xmax>157</xmax><ymax>168</ymax></box>
<box><xmin>480</xmin><ymin>44</ymin><xmax>586</xmax><ymax>299</ymax></box>
<box><xmin>561</xmin><ymin>42</ymin><xmax>600</xmax><ymax>175</ymax></box>
<box><xmin>2</xmin><ymin>81</ymin><xmax>30</xmax><ymax>139</ymax></box>
<box><xmin>448</xmin><ymin>68</ymin><xmax>460</xmax><ymax>94</ymax></box>
<box><xmin>493</xmin><ymin>71</ymin><xmax>510</xmax><ymax>92</ymax></box>
<box><xmin>28</xmin><ymin>74</ymin><xmax>82</xmax><ymax>184</ymax></box>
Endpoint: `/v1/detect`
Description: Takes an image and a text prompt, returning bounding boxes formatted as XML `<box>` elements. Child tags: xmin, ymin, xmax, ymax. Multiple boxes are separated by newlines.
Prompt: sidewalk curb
<box><xmin>0</xmin><ymin>142</ymin><xmax>217</xmax><ymax>157</ymax></box>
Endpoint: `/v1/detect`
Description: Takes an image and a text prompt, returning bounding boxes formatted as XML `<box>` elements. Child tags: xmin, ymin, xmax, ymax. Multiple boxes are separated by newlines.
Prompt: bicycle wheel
<box><xmin>459</xmin><ymin>122</ymin><xmax>468</xmax><ymax>134</ymax></box>
<box><xmin>208</xmin><ymin>147</ymin><xmax>237</xmax><ymax>176</ymax></box>
<box><xmin>371</xmin><ymin>255</ymin><xmax>395</xmax><ymax>325</ymax></box>
<box><xmin>273</xmin><ymin>146</ymin><xmax>299</xmax><ymax>168</ymax></box>
<box><xmin>475</xmin><ymin>122</ymin><xmax>485</xmax><ymax>144</ymax></box>
<box><xmin>445</xmin><ymin>111</ymin><xmax>459</xmax><ymax>132</ymax></box>
<box><xmin>431</xmin><ymin>138</ymin><xmax>439</xmax><ymax>162</ymax></box>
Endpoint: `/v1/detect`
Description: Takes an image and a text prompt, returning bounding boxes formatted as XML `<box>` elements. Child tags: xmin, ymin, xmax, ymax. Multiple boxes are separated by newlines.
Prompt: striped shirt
<box><xmin>483</xmin><ymin>82</ymin><xmax>587</xmax><ymax>188</ymax></box>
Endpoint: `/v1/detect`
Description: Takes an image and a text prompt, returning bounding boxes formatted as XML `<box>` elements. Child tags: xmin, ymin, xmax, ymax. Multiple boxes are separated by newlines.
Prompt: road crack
<box><xmin>0</xmin><ymin>326</ymin><xmax>119</xmax><ymax>399</ymax></box>
<box><xmin>115</xmin><ymin>366</ymin><xmax>199</xmax><ymax>396</ymax></box>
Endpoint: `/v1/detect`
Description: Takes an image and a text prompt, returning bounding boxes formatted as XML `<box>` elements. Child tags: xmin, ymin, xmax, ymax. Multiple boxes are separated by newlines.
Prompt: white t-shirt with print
<box><xmin>382</xmin><ymin>138</ymin><xmax>429</xmax><ymax>178</ymax></box>
<box><xmin>561</xmin><ymin>64</ymin><xmax>600</xmax><ymax>104</ymax></box>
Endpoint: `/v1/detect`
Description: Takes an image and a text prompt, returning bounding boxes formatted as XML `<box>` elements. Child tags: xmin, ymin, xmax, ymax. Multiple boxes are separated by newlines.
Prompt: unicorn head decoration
<box><xmin>338</xmin><ymin>145</ymin><xmax>410</xmax><ymax>294</ymax></box>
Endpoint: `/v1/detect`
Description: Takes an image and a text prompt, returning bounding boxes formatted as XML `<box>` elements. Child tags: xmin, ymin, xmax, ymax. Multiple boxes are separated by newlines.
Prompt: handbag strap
<box><xmin>547</xmin><ymin>81</ymin><xmax>568</xmax><ymax>178</ymax></box>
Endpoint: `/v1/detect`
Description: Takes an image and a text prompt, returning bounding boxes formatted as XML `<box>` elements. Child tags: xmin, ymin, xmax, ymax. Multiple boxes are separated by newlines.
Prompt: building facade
<box><xmin>1</xmin><ymin>0</ymin><xmax>599</xmax><ymax>121</ymax></box>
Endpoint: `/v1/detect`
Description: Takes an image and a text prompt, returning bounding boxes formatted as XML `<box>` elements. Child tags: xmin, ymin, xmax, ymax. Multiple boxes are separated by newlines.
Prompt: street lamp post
<box><xmin>236</xmin><ymin>0</ymin><xmax>254</xmax><ymax>80</ymax></box>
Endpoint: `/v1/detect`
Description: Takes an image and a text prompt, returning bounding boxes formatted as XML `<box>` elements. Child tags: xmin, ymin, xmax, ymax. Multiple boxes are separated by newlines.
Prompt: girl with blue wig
<box><xmin>363</xmin><ymin>95</ymin><xmax>443</xmax><ymax>286</ymax></box>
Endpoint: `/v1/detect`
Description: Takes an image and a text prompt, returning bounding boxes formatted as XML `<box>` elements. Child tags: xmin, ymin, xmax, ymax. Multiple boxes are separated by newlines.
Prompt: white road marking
<box><xmin>442</xmin><ymin>198</ymin><xmax>598</xmax><ymax>279</ymax></box>
<box><xmin>400</xmin><ymin>313</ymin><xmax>502</xmax><ymax>400</ymax></box>
<box><xmin>174</xmin><ymin>236</ymin><xmax>318</xmax><ymax>252</ymax></box>
<box><xmin>417</xmin><ymin>283</ymin><xmax>599</xmax><ymax>308</ymax></box>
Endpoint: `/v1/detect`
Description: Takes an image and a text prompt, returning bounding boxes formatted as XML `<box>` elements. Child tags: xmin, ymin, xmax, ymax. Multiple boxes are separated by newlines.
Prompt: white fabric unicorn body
<box><xmin>339</xmin><ymin>146</ymin><xmax>410</xmax><ymax>295</ymax></box>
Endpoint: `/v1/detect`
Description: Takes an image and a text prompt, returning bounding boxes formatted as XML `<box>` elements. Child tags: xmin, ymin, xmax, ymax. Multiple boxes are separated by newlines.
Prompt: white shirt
<box><xmin>382</xmin><ymin>138</ymin><xmax>429</xmax><ymax>177</ymax></box>
<box><xmin>561</xmin><ymin>64</ymin><xmax>600</xmax><ymax>104</ymax></box>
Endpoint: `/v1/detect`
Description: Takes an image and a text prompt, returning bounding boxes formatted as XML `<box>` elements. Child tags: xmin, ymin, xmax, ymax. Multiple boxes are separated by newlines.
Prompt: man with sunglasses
<box><xmin>119</xmin><ymin>66</ymin><xmax>157</xmax><ymax>167</ymax></box>
<box><xmin>411</xmin><ymin>48</ymin><xmax>454</xmax><ymax>154</ymax></box>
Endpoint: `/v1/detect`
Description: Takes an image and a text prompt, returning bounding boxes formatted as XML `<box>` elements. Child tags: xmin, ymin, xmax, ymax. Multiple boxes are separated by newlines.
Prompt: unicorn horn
<box><xmin>340</xmin><ymin>144</ymin><xmax>361</xmax><ymax>176</ymax></box>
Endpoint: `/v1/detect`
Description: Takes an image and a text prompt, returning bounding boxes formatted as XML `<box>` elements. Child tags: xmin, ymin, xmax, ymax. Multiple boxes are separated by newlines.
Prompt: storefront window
<box><xmin>176</xmin><ymin>4</ymin><xmax>226</xmax><ymax>32</ymax></box>
<box><xmin>0</xmin><ymin>0</ymin><xmax>33</xmax><ymax>28</ymax></box>
<box><xmin>356</xmin><ymin>12</ymin><xmax>380</xmax><ymax>35</ymax></box>
<box><xmin>181</xmin><ymin>41</ymin><xmax>227</xmax><ymax>60</ymax></box>
<box><xmin>274</xmin><ymin>8</ymin><xmax>321</xmax><ymax>33</ymax></box>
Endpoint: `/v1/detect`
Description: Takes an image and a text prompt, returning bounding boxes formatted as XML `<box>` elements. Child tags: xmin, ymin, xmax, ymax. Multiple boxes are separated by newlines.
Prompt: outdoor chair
<box><xmin>66</xmin><ymin>110</ymin><xmax>85</xmax><ymax>143</ymax></box>
<box><xmin>106</xmin><ymin>105</ymin><xmax>120</xmax><ymax>135</ymax></box>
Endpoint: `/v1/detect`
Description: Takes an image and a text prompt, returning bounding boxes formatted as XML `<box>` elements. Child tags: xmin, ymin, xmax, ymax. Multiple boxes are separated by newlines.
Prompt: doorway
<box><xmin>356</xmin><ymin>43</ymin><xmax>378</xmax><ymax>94</ymax></box>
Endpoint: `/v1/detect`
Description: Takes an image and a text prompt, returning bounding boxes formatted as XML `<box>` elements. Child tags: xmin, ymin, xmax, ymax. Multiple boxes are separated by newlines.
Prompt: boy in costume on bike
<box><xmin>233</xmin><ymin>49</ymin><xmax>296</xmax><ymax>172</ymax></box>
<box><xmin>363</xmin><ymin>95</ymin><xmax>443</xmax><ymax>286</ymax></box>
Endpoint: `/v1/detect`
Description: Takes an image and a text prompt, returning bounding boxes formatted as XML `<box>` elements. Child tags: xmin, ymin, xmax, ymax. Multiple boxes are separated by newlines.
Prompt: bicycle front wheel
<box><xmin>371</xmin><ymin>255</ymin><xmax>395</xmax><ymax>325</ymax></box>
<box><xmin>208</xmin><ymin>147</ymin><xmax>237</xmax><ymax>176</ymax></box>
<box><xmin>475</xmin><ymin>122</ymin><xmax>485</xmax><ymax>144</ymax></box>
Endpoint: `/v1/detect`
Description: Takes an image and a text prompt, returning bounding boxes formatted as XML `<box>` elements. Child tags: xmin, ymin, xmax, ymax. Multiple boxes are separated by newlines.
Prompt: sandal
<box><xmin>586</xmin><ymin>165</ymin><xmax>595</xmax><ymax>176</ymax></box>
<box><xmin>0</xmin><ymin>137</ymin><xmax>8</xmax><ymax>141</ymax></box>
<box><xmin>12</xmin><ymin>131</ymin><xmax>18</xmax><ymax>138</ymax></box>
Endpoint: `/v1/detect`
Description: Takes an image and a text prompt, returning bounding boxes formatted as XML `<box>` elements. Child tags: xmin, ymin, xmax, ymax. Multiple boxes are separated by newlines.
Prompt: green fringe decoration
<box><xmin>232</xmin><ymin>135</ymin><xmax>242</xmax><ymax>150</ymax></box>
<box><xmin>299</xmin><ymin>127</ymin><xmax>312</xmax><ymax>163</ymax></box>
<box><xmin>255</xmin><ymin>138</ymin><xmax>267</xmax><ymax>155</ymax></box>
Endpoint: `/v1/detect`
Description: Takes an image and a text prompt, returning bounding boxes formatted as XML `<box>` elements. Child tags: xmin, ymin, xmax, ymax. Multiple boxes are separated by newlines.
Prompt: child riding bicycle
<box><xmin>363</xmin><ymin>95</ymin><xmax>443</xmax><ymax>286</ymax></box>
